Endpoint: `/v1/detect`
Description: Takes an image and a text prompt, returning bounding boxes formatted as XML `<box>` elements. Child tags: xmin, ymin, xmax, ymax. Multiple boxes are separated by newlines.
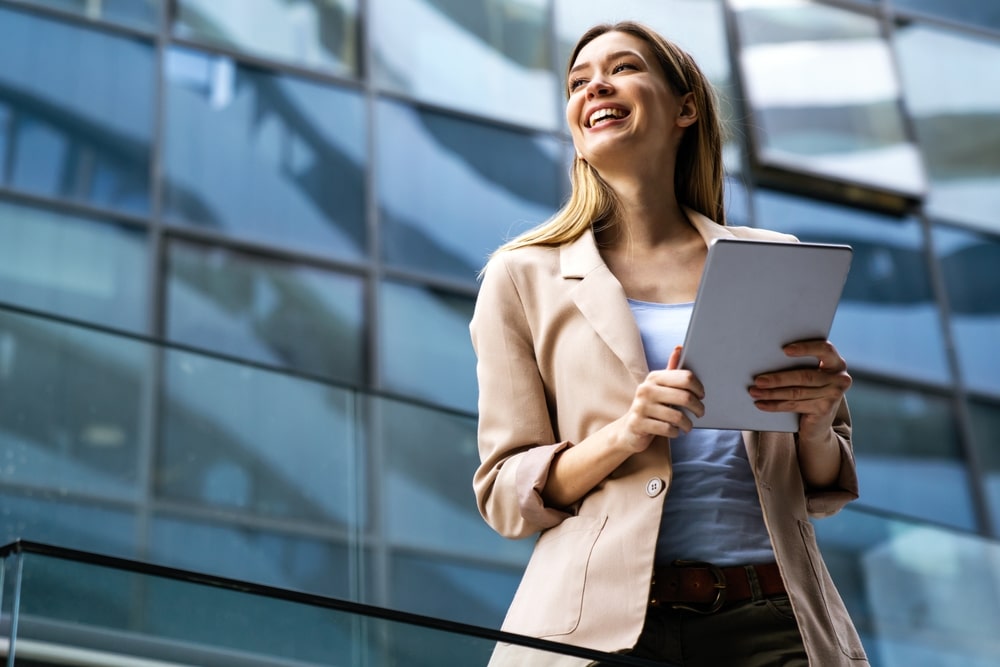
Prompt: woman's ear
<box><xmin>676</xmin><ymin>92</ymin><xmax>698</xmax><ymax>128</ymax></box>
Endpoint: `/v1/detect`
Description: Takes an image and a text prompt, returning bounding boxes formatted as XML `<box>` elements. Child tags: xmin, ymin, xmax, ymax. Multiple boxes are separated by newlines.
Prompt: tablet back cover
<box><xmin>678</xmin><ymin>238</ymin><xmax>853</xmax><ymax>432</ymax></box>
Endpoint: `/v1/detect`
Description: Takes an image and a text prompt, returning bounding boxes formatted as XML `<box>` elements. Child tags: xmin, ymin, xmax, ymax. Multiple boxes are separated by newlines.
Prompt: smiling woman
<box><xmin>472</xmin><ymin>21</ymin><xmax>869</xmax><ymax>667</ymax></box>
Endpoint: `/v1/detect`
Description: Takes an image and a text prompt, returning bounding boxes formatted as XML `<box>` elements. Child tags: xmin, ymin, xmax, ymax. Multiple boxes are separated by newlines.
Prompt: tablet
<box><xmin>678</xmin><ymin>238</ymin><xmax>853</xmax><ymax>432</ymax></box>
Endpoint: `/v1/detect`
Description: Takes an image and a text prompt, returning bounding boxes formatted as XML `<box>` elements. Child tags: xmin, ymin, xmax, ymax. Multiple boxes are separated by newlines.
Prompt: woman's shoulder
<box><xmin>480</xmin><ymin>243</ymin><xmax>562</xmax><ymax>280</ymax></box>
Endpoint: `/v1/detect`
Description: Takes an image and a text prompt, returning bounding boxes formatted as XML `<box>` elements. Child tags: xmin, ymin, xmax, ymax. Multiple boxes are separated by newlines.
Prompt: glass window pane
<box><xmin>378</xmin><ymin>397</ymin><xmax>531</xmax><ymax>563</ymax></box>
<box><xmin>0</xmin><ymin>493</ymin><xmax>137</xmax><ymax>556</ymax></box>
<box><xmin>371</xmin><ymin>0</ymin><xmax>558</xmax><ymax>130</ymax></box>
<box><xmin>731</xmin><ymin>0</ymin><xmax>925</xmax><ymax>195</ymax></box>
<box><xmin>378</xmin><ymin>281</ymin><xmax>477</xmax><ymax>412</ymax></box>
<box><xmin>969</xmin><ymin>400</ymin><xmax>1000</xmax><ymax>536</ymax></box>
<box><xmin>149</xmin><ymin>516</ymin><xmax>355</xmax><ymax>598</ymax></box>
<box><xmin>390</xmin><ymin>551</ymin><xmax>521</xmax><ymax>630</ymax></box>
<box><xmin>0</xmin><ymin>6</ymin><xmax>154</xmax><ymax>213</ymax></box>
<box><xmin>163</xmin><ymin>47</ymin><xmax>366</xmax><ymax>260</ymax></box>
<box><xmin>894</xmin><ymin>24</ymin><xmax>1000</xmax><ymax>232</ymax></box>
<box><xmin>173</xmin><ymin>0</ymin><xmax>359</xmax><ymax>78</ymax></box>
<box><xmin>755</xmin><ymin>189</ymin><xmax>951</xmax><ymax>385</ymax></box>
<box><xmin>165</xmin><ymin>240</ymin><xmax>365</xmax><ymax>383</ymax></box>
<box><xmin>15</xmin><ymin>0</ymin><xmax>160</xmax><ymax>30</ymax></box>
<box><xmin>376</xmin><ymin>100</ymin><xmax>563</xmax><ymax>282</ymax></box>
<box><xmin>158</xmin><ymin>349</ymin><xmax>363</xmax><ymax>528</ymax></box>
<box><xmin>850</xmin><ymin>379</ymin><xmax>976</xmax><ymax>530</ymax></box>
<box><xmin>0</xmin><ymin>310</ymin><xmax>149</xmax><ymax>503</ymax></box>
<box><xmin>554</xmin><ymin>0</ymin><xmax>743</xmax><ymax>171</ymax></box>
<box><xmin>934</xmin><ymin>225</ymin><xmax>1000</xmax><ymax>397</ymax></box>
<box><xmin>891</xmin><ymin>0</ymin><xmax>1000</xmax><ymax>31</ymax></box>
<box><xmin>0</xmin><ymin>198</ymin><xmax>147</xmax><ymax>332</ymax></box>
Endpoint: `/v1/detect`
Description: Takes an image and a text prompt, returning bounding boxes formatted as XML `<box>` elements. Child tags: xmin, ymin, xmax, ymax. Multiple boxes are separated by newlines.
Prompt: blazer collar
<box><xmin>560</xmin><ymin>207</ymin><xmax>736</xmax><ymax>382</ymax></box>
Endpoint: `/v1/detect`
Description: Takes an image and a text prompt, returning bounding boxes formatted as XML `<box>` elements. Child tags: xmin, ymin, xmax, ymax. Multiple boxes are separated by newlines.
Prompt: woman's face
<box><xmin>566</xmin><ymin>31</ymin><xmax>693</xmax><ymax>171</ymax></box>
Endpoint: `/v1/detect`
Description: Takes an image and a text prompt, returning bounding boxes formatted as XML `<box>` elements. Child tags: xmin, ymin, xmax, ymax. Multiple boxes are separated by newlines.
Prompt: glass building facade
<box><xmin>0</xmin><ymin>0</ymin><xmax>998</xmax><ymax>664</ymax></box>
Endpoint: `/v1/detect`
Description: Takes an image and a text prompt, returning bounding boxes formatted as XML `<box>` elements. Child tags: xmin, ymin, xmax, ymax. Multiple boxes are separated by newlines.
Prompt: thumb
<box><xmin>667</xmin><ymin>345</ymin><xmax>683</xmax><ymax>371</ymax></box>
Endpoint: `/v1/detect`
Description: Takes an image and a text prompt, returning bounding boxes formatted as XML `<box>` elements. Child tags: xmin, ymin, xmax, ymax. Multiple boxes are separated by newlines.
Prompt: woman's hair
<box><xmin>492</xmin><ymin>21</ymin><xmax>725</xmax><ymax>256</ymax></box>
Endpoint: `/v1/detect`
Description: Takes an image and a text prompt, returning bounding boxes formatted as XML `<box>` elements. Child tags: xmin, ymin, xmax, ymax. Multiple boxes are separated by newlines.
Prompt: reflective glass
<box><xmin>163</xmin><ymin>47</ymin><xmax>366</xmax><ymax>260</ymax></box>
<box><xmin>376</xmin><ymin>100</ymin><xmax>563</xmax><ymax>282</ymax></box>
<box><xmin>816</xmin><ymin>506</ymin><xmax>1000</xmax><ymax>667</ymax></box>
<box><xmin>157</xmin><ymin>349</ymin><xmax>363</xmax><ymax>528</ymax></box>
<box><xmin>377</xmin><ymin>397</ymin><xmax>531</xmax><ymax>563</ymax></box>
<box><xmin>12</xmin><ymin>0</ymin><xmax>160</xmax><ymax>30</ymax></box>
<box><xmin>891</xmin><ymin>0</ymin><xmax>1000</xmax><ymax>31</ymax></box>
<box><xmin>554</xmin><ymin>0</ymin><xmax>743</xmax><ymax>171</ymax></box>
<box><xmin>390</xmin><ymin>551</ymin><xmax>521</xmax><ymax>629</ymax></box>
<box><xmin>968</xmin><ymin>400</ymin><xmax>1000</xmax><ymax>536</ymax></box>
<box><xmin>149</xmin><ymin>516</ymin><xmax>356</xmax><ymax>598</ymax></box>
<box><xmin>731</xmin><ymin>0</ymin><xmax>925</xmax><ymax>195</ymax></box>
<box><xmin>0</xmin><ymin>309</ymin><xmax>149</xmax><ymax>504</ymax></box>
<box><xmin>378</xmin><ymin>281</ymin><xmax>477</xmax><ymax>413</ymax></box>
<box><xmin>371</xmin><ymin>0</ymin><xmax>558</xmax><ymax>130</ymax></box>
<box><xmin>0</xmin><ymin>492</ymin><xmax>137</xmax><ymax>556</ymax></box>
<box><xmin>933</xmin><ymin>225</ymin><xmax>1000</xmax><ymax>397</ymax></box>
<box><xmin>0</xmin><ymin>198</ymin><xmax>147</xmax><ymax>332</ymax></box>
<box><xmin>756</xmin><ymin>189</ymin><xmax>950</xmax><ymax>385</ymax></box>
<box><xmin>894</xmin><ymin>24</ymin><xmax>1000</xmax><ymax>232</ymax></box>
<box><xmin>0</xmin><ymin>6</ymin><xmax>154</xmax><ymax>213</ymax></box>
<box><xmin>849</xmin><ymin>379</ymin><xmax>975</xmax><ymax>530</ymax></box>
<box><xmin>165</xmin><ymin>240</ymin><xmax>365</xmax><ymax>383</ymax></box>
<box><xmin>173</xmin><ymin>0</ymin><xmax>359</xmax><ymax>78</ymax></box>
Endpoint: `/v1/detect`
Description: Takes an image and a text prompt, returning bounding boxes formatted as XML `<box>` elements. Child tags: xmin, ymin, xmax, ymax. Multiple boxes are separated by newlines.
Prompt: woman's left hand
<box><xmin>748</xmin><ymin>339</ymin><xmax>852</xmax><ymax>445</ymax></box>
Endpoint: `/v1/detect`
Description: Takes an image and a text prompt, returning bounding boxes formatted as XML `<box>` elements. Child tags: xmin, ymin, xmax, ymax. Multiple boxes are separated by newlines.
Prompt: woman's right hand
<box><xmin>616</xmin><ymin>345</ymin><xmax>705</xmax><ymax>453</ymax></box>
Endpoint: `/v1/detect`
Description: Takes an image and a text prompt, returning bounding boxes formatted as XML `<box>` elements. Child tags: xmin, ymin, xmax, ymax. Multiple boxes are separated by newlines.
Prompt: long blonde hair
<box><xmin>493</xmin><ymin>21</ymin><xmax>725</xmax><ymax>256</ymax></box>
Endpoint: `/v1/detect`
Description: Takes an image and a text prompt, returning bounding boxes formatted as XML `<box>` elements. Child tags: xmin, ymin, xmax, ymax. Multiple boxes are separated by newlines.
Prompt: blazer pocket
<box><xmin>502</xmin><ymin>514</ymin><xmax>607</xmax><ymax>638</ymax></box>
<box><xmin>798</xmin><ymin>520</ymin><xmax>867</xmax><ymax>660</ymax></box>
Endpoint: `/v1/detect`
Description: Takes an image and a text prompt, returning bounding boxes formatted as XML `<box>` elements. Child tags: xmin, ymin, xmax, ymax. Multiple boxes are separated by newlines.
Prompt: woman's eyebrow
<box><xmin>568</xmin><ymin>49</ymin><xmax>644</xmax><ymax>78</ymax></box>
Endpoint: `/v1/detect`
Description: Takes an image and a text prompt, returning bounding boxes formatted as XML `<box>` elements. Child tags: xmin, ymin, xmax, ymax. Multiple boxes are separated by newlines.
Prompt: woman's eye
<box><xmin>569</xmin><ymin>78</ymin><xmax>586</xmax><ymax>91</ymax></box>
<box><xmin>613</xmin><ymin>62</ymin><xmax>636</xmax><ymax>74</ymax></box>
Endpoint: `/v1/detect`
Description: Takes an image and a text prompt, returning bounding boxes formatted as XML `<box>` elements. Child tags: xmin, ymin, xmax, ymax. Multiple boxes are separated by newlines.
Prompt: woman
<box><xmin>470</xmin><ymin>21</ymin><xmax>869</xmax><ymax>667</ymax></box>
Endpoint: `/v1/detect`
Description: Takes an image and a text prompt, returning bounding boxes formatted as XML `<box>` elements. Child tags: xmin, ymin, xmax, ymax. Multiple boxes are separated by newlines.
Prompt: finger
<box><xmin>784</xmin><ymin>340</ymin><xmax>845</xmax><ymax>370</ymax></box>
<box><xmin>666</xmin><ymin>345</ymin><xmax>682</xmax><ymax>371</ymax></box>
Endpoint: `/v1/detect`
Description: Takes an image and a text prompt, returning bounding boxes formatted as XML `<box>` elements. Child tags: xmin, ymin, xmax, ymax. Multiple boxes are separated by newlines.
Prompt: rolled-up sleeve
<box><xmin>471</xmin><ymin>254</ymin><xmax>572</xmax><ymax>539</ymax></box>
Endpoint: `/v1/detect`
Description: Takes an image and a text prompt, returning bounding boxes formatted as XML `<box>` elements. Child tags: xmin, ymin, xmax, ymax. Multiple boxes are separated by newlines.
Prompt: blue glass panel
<box><xmin>732</xmin><ymin>1</ymin><xmax>924</xmax><ymax>195</ymax></box>
<box><xmin>968</xmin><ymin>400</ymin><xmax>1000</xmax><ymax>535</ymax></box>
<box><xmin>850</xmin><ymin>379</ymin><xmax>975</xmax><ymax>531</ymax></box>
<box><xmin>0</xmin><ymin>310</ymin><xmax>148</xmax><ymax>504</ymax></box>
<box><xmin>0</xmin><ymin>197</ymin><xmax>147</xmax><ymax>332</ymax></box>
<box><xmin>377</xmin><ymin>397</ymin><xmax>531</xmax><ymax>563</ymax></box>
<box><xmin>163</xmin><ymin>47</ymin><xmax>366</xmax><ymax>260</ymax></box>
<box><xmin>934</xmin><ymin>225</ymin><xmax>1000</xmax><ymax>397</ymax></box>
<box><xmin>378</xmin><ymin>281</ymin><xmax>477</xmax><ymax>413</ymax></box>
<box><xmin>165</xmin><ymin>240</ymin><xmax>365</xmax><ymax>383</ymax></box>
<box><xmin>376</xmin><ymin>100</ymin><xmax>563</xmax><ymax>282</ymax></box>
<box><xmin>0</xmin><ymin>6</ymin><xmax>154</xmax><ymax>212</ymax></box>
<box><xmin>15</xmin><ymin>0</ymin><xmax>160</xmax><ymax>30</ymax></box>
<box><xmin>892</xmin><ymin>0</ymin><xmax>1000</xmax><ymax>30</ymax></box>
<box><xmin>895</xmin><ymin>24</ymin><xmax>1000</xmax><ymax>232</ymax></box>
<box><xmin>390</xmin><ymin>551</ymin><xmax>521</xmax><ymax>630</ymax></box>
<box><xmin>0</xmin><ymin>492</ymin><xmax>137</xmax><ymax>556</ymax></box>
<box><xmin>174</xmin><ymin>0</ymin><xmax>359</xmax><ymax>77</ymax></box>
<box><xmin>755</xmin><ymin>189</ymin><xmax>950</xmax><ymax>385</ymax></box>
<box><xmin>149</xmin><ymin>516</ymin><xmax>355</xmax><ymax>599</ymax></box>
<box><xmin>371</xmin><ymin>0</ymin><xmax>558</xmax><ymax>130</ymax></box>
<box><xmin>157</xmin><ymin>349</ymin><xmax>363</xmax><ymax>528</ymax></box>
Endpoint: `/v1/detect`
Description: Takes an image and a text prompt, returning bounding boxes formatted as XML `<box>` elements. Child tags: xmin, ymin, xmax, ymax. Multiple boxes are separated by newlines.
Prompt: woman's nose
<box><xmin>586</xmin><ymin>77</ymin><xmax>612</xmax><ymax>97</ymax></box>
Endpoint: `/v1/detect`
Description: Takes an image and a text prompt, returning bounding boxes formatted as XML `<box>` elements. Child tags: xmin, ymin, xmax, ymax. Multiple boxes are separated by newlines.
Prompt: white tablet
<box><xmin>678</xmin><ymin>238</ymin><xmax>853</xmax><ymax>432</ymax></box>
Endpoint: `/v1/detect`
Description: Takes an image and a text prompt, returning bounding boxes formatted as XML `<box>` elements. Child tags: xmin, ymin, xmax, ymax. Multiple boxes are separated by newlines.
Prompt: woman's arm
<box><xmin>747</xmin><ymin>339</ymin><xmax>853</xmax><ymax>488</ymax></box>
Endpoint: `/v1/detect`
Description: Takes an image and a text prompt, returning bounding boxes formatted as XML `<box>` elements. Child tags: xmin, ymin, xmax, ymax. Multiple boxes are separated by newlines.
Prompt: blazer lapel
<box><xmin>559</xmin><ymin>209</ymin><xmax>739</xmax><ymax>384</ymax></box>
<box><xmin>561</xmin><ymin>231</ymin><xmax>649</xmax><ymax>383</ymax></box>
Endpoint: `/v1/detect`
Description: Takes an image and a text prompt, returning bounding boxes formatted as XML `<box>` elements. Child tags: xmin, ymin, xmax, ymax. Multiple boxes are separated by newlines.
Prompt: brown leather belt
<box><xmin>649</xmin><ymin>561</ymin><xmax>785</xmax><ymax>614</ymax></box>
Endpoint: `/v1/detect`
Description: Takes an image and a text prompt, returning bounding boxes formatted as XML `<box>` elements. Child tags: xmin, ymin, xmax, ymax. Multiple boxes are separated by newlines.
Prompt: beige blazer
<box><xmin>471</xmin><ymin>209</ymin><xmax>869</xmax><ymax>666</ymax></box>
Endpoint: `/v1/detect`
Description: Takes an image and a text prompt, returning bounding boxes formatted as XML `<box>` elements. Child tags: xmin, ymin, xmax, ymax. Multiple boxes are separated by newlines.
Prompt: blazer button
<box><xmin>645</xmin><ymin>477</ymin><xmax>665</xmax><ymax>498</ymax></box>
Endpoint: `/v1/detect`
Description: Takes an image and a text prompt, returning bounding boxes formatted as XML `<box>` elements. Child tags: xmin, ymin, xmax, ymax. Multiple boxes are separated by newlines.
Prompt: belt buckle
<box><xmin>670</xmin><ymin>560</ymin><xmax>727</xmax><ymax>614</ymax></box>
